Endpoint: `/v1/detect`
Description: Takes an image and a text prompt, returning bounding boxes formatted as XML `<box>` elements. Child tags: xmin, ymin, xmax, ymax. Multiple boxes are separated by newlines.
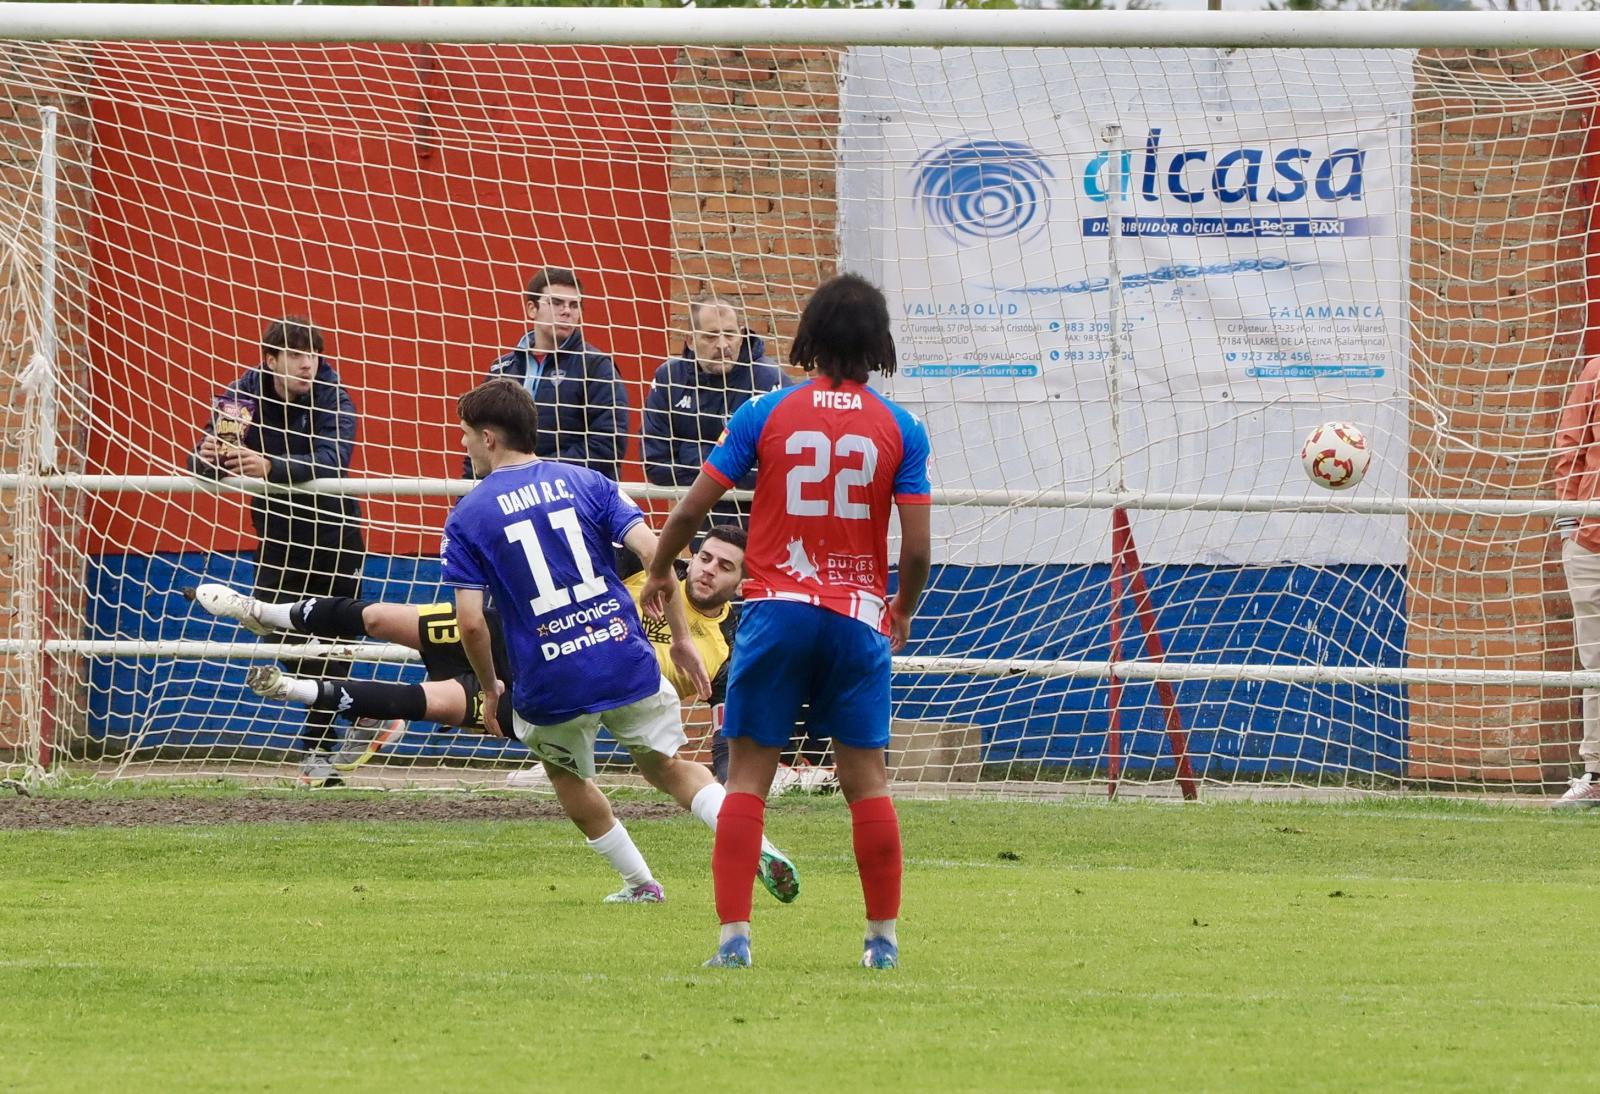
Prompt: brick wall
<box><xmin>5</xmin><ymin>41</ymin><xmax>1597</xmax><ymax>785</ymax></box>
<box><xmin>1406</xmin><ymin>49</ymin><xmax>1596</xmax><ymax>785</ymax></box>
<box><xmin>666</xmin><ymin>47</ymin><xmax>840</xmax><ymax>366</ymax></box>
<box><xmin>666</xmin><ymin>45</ymin><xmax>1600</xmax><ymax>788</ymax></box>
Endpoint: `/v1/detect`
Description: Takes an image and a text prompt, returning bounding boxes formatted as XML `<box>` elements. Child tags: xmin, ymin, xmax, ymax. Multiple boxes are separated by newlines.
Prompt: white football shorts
<box><xmin>511</xmin><ymin>676</ymin><xmax>685</xmax><ymax>780</ymax></box>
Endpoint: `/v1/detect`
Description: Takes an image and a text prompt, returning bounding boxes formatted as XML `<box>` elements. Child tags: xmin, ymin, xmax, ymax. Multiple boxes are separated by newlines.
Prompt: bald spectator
<box><xmin>642</xmin><ymin>297</ymin><xmax>791</xmax><ymax>528</ymax></box>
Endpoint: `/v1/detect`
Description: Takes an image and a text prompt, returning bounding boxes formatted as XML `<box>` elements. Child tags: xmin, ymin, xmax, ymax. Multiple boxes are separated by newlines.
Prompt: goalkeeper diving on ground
<box><xmin>182</xmin><ymin>524</ymin><xmax>749</xmax><ymax>771</ymax></box>
<box><xmin>185</xmin><ymin>521</ymin><xmax>838</xmax><ymax>792</ymax></box>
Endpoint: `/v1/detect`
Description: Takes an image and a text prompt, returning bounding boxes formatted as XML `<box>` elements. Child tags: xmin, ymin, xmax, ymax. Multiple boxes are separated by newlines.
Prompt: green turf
<box><xmin>2</xmin><ymin>796</ymin><xmax>1596</xmax><ymax>1092</ymax></box>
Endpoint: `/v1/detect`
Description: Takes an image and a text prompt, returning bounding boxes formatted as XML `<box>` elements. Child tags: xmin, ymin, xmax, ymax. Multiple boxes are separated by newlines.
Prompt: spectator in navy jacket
<box><xmin>468</xmin><ymin>267</ymin><xmax>630</xmax><ymax>482</ymax></box>
<box><xmin>189</xmin><ymin>316</ymin><xmax>365</xmax><ymax>784</ymax></box>
<box><xmin>642</xmin><ymin>297</ymin><xmax>790</xmax><ymax>527</ymax></box>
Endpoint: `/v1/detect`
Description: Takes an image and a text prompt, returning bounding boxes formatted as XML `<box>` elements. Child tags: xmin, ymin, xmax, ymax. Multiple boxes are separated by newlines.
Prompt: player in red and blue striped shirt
<box><xmin>642</xmin><ymin>275</ymin><xmax>933</xmax><ymax>970</ymax></box>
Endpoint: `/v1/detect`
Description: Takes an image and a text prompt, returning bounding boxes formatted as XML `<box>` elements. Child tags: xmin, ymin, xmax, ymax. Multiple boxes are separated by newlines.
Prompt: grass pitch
<box><xmin>1</xmin><ymin>792</ymin><xmax>1595</xmax><ymax>1092</ymax></box>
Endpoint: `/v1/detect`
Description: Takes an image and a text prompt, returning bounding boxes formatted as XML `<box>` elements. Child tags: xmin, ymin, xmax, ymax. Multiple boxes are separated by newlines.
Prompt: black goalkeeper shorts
<box><xmin>416</xmin><ymin>602</ymin><xmax>515</xmax><ymax>733</ymax></box>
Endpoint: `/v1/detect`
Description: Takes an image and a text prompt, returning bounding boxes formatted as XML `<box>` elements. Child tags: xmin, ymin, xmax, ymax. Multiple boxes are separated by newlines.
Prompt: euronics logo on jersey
<box><xmin>911</xmin><ymin>138</ymin><xmax>1055</xmax><ymax>246</ymax></box>
<box><xmin>1077</xmin><ymin>128</ymin><xmax>1372</xmax><ymax>240</ymax></box>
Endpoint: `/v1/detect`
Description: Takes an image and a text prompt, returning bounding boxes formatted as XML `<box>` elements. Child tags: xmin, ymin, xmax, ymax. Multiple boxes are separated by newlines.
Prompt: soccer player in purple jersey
<box><xmin>446</xmin><ymin>379</ymin><xmax>798</xmax><ymax>905</ymax></box>
<box><xmin>643</xmin><ymin>275</ymin><xmax>933</xmax><ymax>969</ymax></box>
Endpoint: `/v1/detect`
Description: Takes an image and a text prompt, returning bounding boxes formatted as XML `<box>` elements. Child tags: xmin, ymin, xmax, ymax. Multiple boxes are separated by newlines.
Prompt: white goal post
<box><xmin>0</xmin><ymin>7</ymin><xmax>1593</xmax><ymax>50</ymax></box>
<box><xmin>3</xmin><ymin>7</ymin><xmax>1600</xmax><ymax>796</ymax></box>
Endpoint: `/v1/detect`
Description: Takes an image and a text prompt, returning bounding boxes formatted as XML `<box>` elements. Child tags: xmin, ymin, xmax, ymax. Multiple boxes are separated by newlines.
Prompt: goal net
<box><xmin>1</xmin><ymin>15</ymin><xmax>1596</xmax><ymax>796</ymax></box>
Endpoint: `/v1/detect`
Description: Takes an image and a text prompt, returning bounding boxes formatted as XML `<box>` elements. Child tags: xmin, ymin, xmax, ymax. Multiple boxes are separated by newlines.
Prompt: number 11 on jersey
<box><xmin>504</xmin><ymin>507</ymin><xmax>606</xmax><ymax>614</ymax></box>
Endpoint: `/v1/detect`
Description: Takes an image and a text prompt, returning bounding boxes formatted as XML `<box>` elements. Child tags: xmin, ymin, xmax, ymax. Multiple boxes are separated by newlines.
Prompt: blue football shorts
<box><xmin>722</xmin><ymin>599</ymin><xmax>892</xmax><ymax>750</ymax></box>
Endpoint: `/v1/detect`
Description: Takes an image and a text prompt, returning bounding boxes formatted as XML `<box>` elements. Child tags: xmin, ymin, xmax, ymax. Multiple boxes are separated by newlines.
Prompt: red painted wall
<box><xmin>83</xmin><ymin>43</ymin><xmax>676</xmax><ymax>556</ymax></box>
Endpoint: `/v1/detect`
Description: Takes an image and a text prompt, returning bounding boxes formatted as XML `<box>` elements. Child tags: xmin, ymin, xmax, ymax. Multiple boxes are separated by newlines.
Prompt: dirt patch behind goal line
<box><xmin>0</xmin><ymin>795</ymin><xmax>681</xmax><ymax>830</ymax></box>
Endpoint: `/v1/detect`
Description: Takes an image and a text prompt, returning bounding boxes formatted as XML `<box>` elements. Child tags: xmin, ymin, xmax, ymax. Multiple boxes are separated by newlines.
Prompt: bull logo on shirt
<box><xmin>779</xmin><ymin>537</ymin><xmax>821</xmax><ymax>584</ymax></box>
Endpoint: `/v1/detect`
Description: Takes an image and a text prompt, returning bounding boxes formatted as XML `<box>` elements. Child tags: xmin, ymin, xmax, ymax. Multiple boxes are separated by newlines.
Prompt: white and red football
<box><xmin>1300</xmin><ymin>422</ymin><xmax>1371</xmax><ymax>491</ymax></box>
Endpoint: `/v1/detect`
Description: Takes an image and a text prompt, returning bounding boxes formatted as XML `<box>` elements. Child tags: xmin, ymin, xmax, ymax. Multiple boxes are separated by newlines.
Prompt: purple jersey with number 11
<box><xmin>441</xmin><ymin>460</ymin><xmax>661</xmax><ymax>724</ymax></box>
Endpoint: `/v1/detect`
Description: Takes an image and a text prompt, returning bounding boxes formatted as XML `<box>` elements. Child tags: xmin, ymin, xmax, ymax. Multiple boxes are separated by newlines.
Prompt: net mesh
<box><xmin>0</xmin><ymin>39</ymin><xmax>1595</xmax><ymax>795</ymax></box>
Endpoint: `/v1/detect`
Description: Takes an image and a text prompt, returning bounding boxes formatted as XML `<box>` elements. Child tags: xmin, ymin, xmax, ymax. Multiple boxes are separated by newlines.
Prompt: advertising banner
<box><xmin>840</xmin><ymin>48</ymin><xmax>1413</xmax><ymax>565</ymax></box>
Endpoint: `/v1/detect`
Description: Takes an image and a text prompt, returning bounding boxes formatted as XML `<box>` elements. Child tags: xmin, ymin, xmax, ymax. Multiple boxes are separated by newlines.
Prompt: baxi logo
<box><xmin>912</xmin><ymin>138</ymin><xmax>1055</xmax><ymax>245</ymax></box>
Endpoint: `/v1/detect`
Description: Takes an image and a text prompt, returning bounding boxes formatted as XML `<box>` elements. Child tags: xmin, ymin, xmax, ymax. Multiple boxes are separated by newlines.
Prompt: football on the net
<box><xmin>1300</xmin><ymin>422</ymin><xmax>1371</xmax><ymax>491</ymax></box>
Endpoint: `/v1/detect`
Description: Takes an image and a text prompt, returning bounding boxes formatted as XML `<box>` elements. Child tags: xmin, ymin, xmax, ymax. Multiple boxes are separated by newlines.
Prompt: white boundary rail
<box><xmin>7</xmin><ymin>476</ymin><xmax>1600</xmax><ymax>520</ymax></box>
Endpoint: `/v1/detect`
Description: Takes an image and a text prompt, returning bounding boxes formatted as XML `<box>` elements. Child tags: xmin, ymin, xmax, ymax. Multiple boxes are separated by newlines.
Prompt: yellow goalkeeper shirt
<box><xmin>623</xmin><ymin>569</ymin><xmax>734</xmax><ymax>702</ymax></box>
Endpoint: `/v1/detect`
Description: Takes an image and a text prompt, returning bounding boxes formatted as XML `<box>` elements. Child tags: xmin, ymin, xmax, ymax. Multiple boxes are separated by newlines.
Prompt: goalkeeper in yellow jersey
<box><xmin>186</xmin><ymin>525</ymin><xmax>752</xmax><ymax>781</ymax></box>
<box><xmin>621</xmin><ymin>523</ymin><xmax>835</xmax><ymax>794</ymax></box>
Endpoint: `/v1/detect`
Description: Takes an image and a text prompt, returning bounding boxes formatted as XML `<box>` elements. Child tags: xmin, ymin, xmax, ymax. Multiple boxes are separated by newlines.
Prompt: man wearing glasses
<box><xmin>469</xmin><ymin>266</ymin><xmax>631</xmax><ymax>482</ymax></box>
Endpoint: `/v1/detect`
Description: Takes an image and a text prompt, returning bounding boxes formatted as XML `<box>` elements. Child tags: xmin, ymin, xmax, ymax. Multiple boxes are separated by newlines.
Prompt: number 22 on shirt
<box><xmin>784</xmin><ymin>431</ymin><xmax>877</xmax><ymax>519</ymax></box>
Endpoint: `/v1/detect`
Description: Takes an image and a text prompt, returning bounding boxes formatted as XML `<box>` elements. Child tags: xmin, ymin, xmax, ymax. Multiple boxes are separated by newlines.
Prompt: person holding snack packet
<box><xmin>189</xmin><ymin>315</ymin><xmax>367</xmax><ymax>785</ymax></box>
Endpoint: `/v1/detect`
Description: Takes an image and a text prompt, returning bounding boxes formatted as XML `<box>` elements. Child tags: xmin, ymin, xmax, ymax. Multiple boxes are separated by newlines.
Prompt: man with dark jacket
<box><xmin>189</xmin><ymin>316</ymin><xmax>367</xmax><ymax>786</ymax></box>
<box><xmin>467</xmin><ymin>267</ymin><xmax>630</xmax><ymax>482</ymax></box>
<box><xmin>642</xmin><ymin>297</ymin><xmax>791</xmax><ymax>530</ymax></box>
<box><xmin>643</xmin><ymin>298</ymin><xmax>788</xmax><ymax>490</ymax></box>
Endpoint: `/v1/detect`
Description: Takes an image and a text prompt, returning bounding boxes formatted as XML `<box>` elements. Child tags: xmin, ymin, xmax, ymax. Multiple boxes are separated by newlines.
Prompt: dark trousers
<box><xmin>253</xmin><ymin>541</ymin><xmax>364</xmax><ymax>751</ymax></box>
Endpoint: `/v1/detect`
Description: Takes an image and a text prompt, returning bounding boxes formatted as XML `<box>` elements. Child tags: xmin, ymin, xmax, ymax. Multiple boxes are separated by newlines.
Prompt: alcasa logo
<box><xmin>911</xmin><ymin>138</ymin><xmax>1055</xmax><ymax>246</ymax></box>
<box><xmin>1081</xmin><ymin>129</ymin><xmax>1366</xmax><ymax>206</ymax></box>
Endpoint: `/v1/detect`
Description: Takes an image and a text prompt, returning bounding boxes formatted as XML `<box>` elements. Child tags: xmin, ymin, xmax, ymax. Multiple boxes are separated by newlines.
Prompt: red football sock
<box><xmin>712</xmin><ymin>791</ymin><xmax>766</xmax><ymax>925</ymax></box>
<box><xmin>850</xmin><ymin>794</ymin><xmax>903</xmax><ymax>921</ymax></box>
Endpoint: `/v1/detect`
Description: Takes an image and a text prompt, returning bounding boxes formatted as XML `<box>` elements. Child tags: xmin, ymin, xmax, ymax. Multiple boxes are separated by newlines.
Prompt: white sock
<box><xmin>690</xmin><ymin>781</ymin><xmax>725</xmax><ymax>828</ymax></box>
<box><xmin>867</xmin><ymin>918</ymin><xmax>897</xmax><ymax>946</ymax></box>
<box><xmin>586</xmin><ymin>821</ymin><xmax>654</xmax><ymax>888</ymax></box>
<box><xmin>254</xmin><ymin>601</ymin><xmax>296</xmax><ymax>630</ymax></box>
<box><xmin>690</xmin><ymin>782</ymin><xmax>781</xmax><ymax>857</ymax></box>
<box><xmin>721</xmin><ymin>921</ymin><xmax>750</xmax><ymax>945</ymax></box>
<box><xmin>280</xmin><ymin>675</ymin><xmax>320</xmax><ymax>705</ymax></box>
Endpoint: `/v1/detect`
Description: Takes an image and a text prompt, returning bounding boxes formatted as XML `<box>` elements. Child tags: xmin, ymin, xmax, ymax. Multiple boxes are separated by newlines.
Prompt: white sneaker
<box><xmin>769</xmin><ymin>764</ymin><xmax>801</xmax><ymax>798</ymax></box>
<box><xmin>795</xmin><ymin>761</ymin><xmax>839</xmax><ymax>795</ymax></box>
<box><xmin>297</xmin><ymin>751</ymin><xmax>341</xmax><ymax>788</ymax></box>
<box><xmin>1555</xmin><ymin>773</ymin><xmax>1600</xmax><ymax>808</ymax></box>
<box><xmin>506</xmin><ymin>766</ymin><xmax>551</xmax><ymax>789</ymax></box>
<box><xmin>191</xmin><ymin>583</ymin><xmax>272</xmax><ymax>635</ymax></box>
<box><xmin>246</xmin><ymin>664</ymin><xmax>293</xmax><ymax>700</ymax></box>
